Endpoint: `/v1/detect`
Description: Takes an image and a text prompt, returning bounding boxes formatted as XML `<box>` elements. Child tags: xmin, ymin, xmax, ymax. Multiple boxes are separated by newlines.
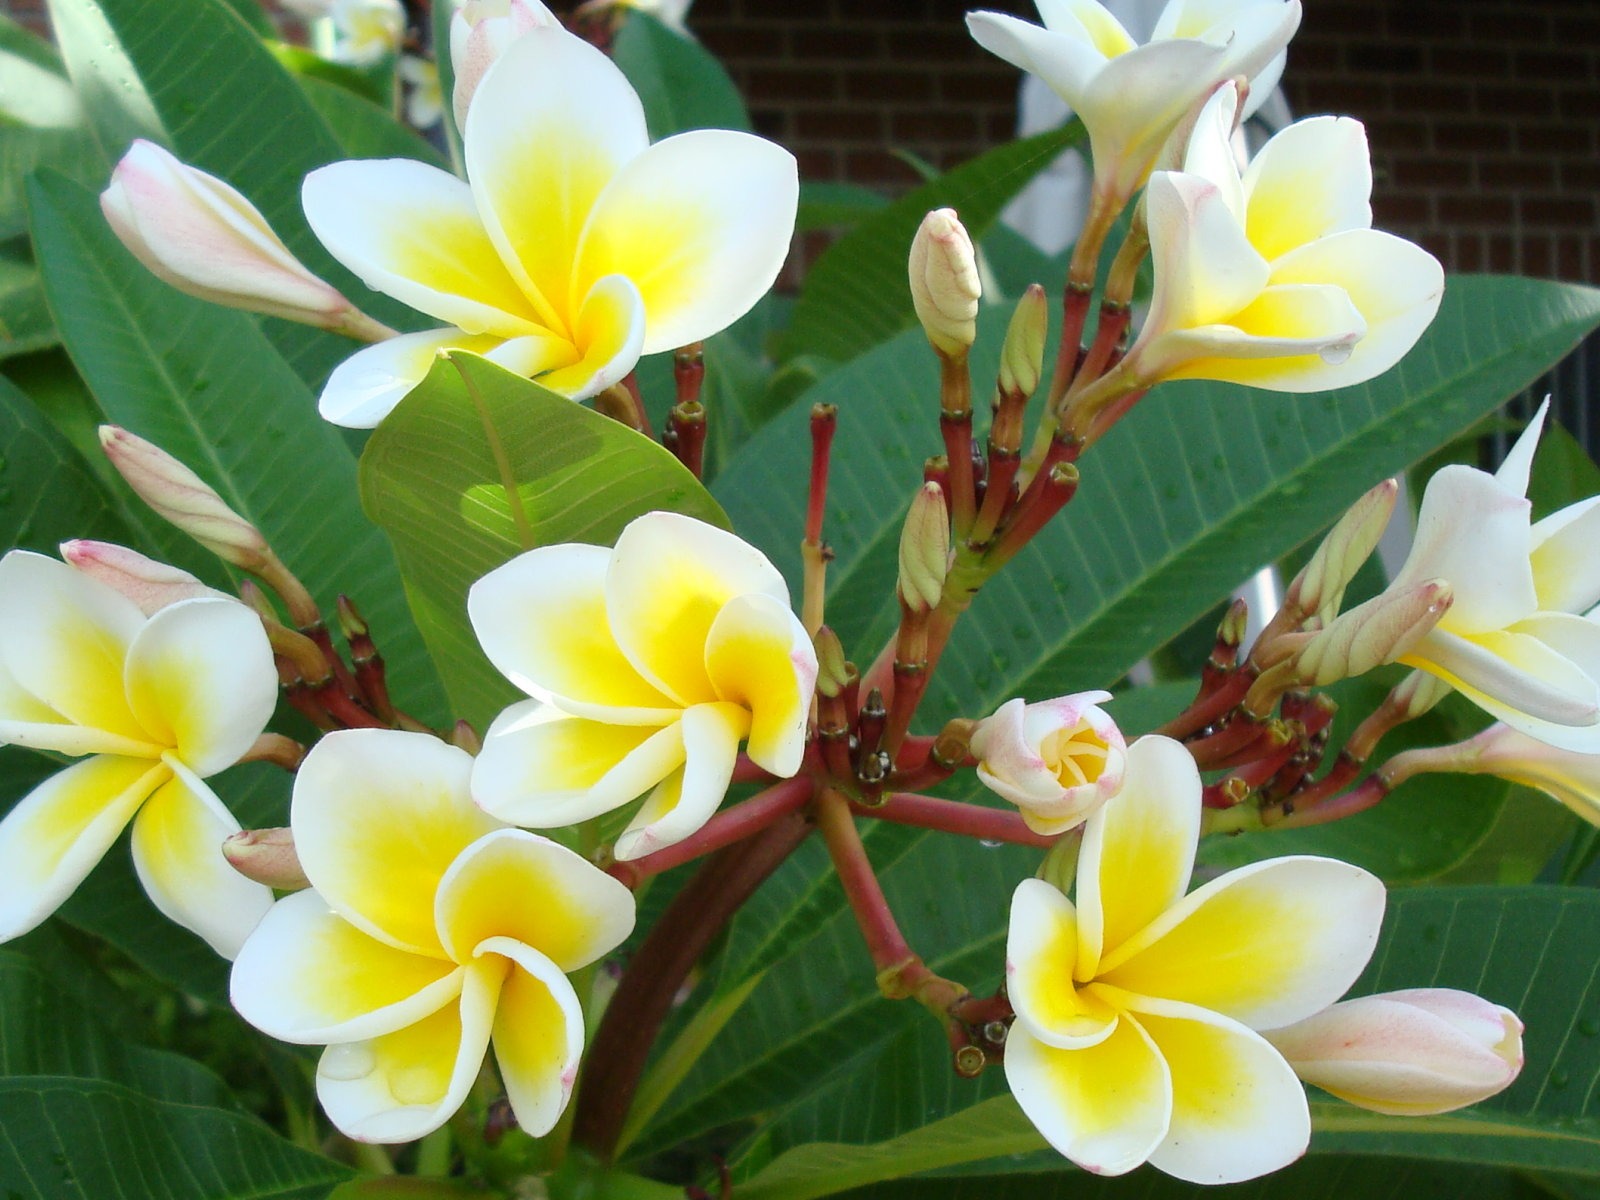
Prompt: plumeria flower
<box><xmin>969</xmin><ymin>691</ymin><xmax>1125</xmax><ymax>835</ymax></box>
<box><xmin>397</xmin><ymin>56</ymin><xmax>444</xmax><ymax>130</ymax></box>
<box><xmin>1125</xmin><ymin>81</ymin><xmax>1444</xmax><ymax>392</ymax></box>
<box><xmin>468</xmin><ymin>512</ymin><xmax>816</xmax><ymax>861</ymax></box>
<box><xmin>328</xmin><ymin>0</ymin><xmax>405</xmax><ymax>65</ymax></box>
<box><xmin>1266</xmin><ymin>988</ymin><xmax>1523</xmax><ymax>1116</ymax></box>
<box><xmin>1377</xmin><ymin>401</ymin><xmax>1600</xmax><ymax>751</ymax></box>
<box><xmin>966</xmin><ymin>0</ymin><xmax>1301</xmax><ymax>208</ymax></box>
<box><xmin>231</xmin><ymin>730</ymin><xmax>634</xmax><ymax>1143</ymax></box>
<box><xmin>1387</xmin><ymin>721</ymin><xmax>1600</xmax><ymax>827</ymax></box>
<box><xmin>0</xmin><ymin>549</ymin><xmax>277</xmax><ymax>957</ymax></box>
<box><xmin>303</xmin><ymin>26</ymin><xmax>798</xmax><ymax>427</ymax></box>
<box><xmin>1005</xmin><ymin>734</ymin><xmax>1385</xmax><ymax>1182</ymax></box>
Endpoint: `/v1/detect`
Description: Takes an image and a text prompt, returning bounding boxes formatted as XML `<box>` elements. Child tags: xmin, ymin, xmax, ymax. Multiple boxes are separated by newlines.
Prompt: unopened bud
<box><xmin>1267</xmin><ymin>989</ymin><xmax>1523</xmax><ymax>1116</ymax></box>
<box><xmin>1288</xmin><ymin>479</ymin><xmax>1399</xmax><ymax>624</ymax></box>
<box><xmin>1390</xmin><ymin>668</ymin><xmax>1451</xmax><ymax>722</ymax></box>
<box><xmin>813</xmin><ymin>625</ymin><xmax>853</xmax><ymax>699</ymax></box>
<box><xmin>1295</xmin><ymin>580</ymin><xmax>1452</xmax><ymax>686</ymax></box>
<box><xmin>998</xmin><ymin>284</ymin><xmax>1048</xmax><ymax>400</ymax></box>
<box><xmin>101</xmin><ymin>141</ymin><xmax>373</xmax><ymax>334</ymax></box>
<box><xmin>59</xmin><ymin>539</ymin><xmax>226</xmax><ymax>615</ymax></box>
<box><xmin>898</xmin><ymin>482</ymin><xmax>950</xmax><ymax>615</ymax></box>
<box><xmin>450</xmin><ymin>0</ymin><xmax>558</xmax><ymax>126</ymax></box>
<box><xmin>100</xmin><ymin>426</ymin><xmax>271</xmax><ymax>569</ymax></box>
<box><xmin>908</xmin><ymin>208</ymin><xmax>980</xmax><ymax>357</ymax></box>
<box><xmin>222</xmin><ymin>827</ymin><xmax>310</xmax><ymax>891</ymax></box>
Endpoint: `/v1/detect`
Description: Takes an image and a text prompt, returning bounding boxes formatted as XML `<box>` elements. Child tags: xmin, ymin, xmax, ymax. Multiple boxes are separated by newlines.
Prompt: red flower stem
<box><xmin>802</xmin><ymin>404</ymin><xmax>837</xmax><ymax>636</ymax></box>
<box><xmin>1271</xmin><ymin>773</ymin><xmax>1390</xmax><ymax>829</ymax></box>
<box><xmin>301</xmin><ymin>621</ymin><xmax>361</xmax><ymax>701</ymax></box>
<box><xmin>1045</xmin><ymin>283</ymin><xmax>1093</xmax><ymax>418</ymax></box>
<box><xmin>732</xmin><ymin>753</ymin><xmax>776</xmax><ymax>785</ymax></box>
<box><xmin>607</xmin><ymin>776</ymin><xmax>815</xmax><ymax>889</ymax></box>
<box><xmin>968</xmin><ymin>448</ymin><xmax>1020</xmax><ymax>550</ymax></box>
<box><xmin>1156</xmin><ymin>668</ymin><xmax>1257</xmax><ymax>740</ymax></box>
<box><xmin>1071</xmin><ymin>302</ymin><xmax>1131</xmax><ymax>397</ymax></box>
<box><xmin>665</xmin><ymin>402</ymin><xmax>706</xmax><ymax>480</ymax></box>
<box><xmin>1185</xmin><ymin>716</ymin><xmax>1269</xmax><ymax>768</ymax></box>
<box><xmin>574</xmin><ymin>812</ymin><xmax>813</xmax><ymax>1163</ymax></box>
<box><xmin>673</xmin><ymin>341</ymin><xmax>705</xmax><ymax>407</ymax></box>
<box><xmin>987</xmin><ymin>461</ymin><xmax>1081</xmax><ymax>568</ymax></box>
<box><xmin>940</xmin><ymin>407</ymin><xmax>977</xmax><ymax>539</ymax></box>
<box><xmin>854</xmin><ymin>793</ymin><xmax>1056</xmax><ymax>848</ymax></box>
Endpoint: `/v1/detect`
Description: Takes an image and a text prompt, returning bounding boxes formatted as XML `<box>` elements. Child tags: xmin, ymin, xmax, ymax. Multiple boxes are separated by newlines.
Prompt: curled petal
<box><xmin>1531</xmin><ymin>495</ymin><xmax>1600</xmax><ymax>615</ymax></box>
<box><xmin>1006</xmin><ymin>878</ymin><xmax>1118</xmax><ymax>1049</ymax></box>
<box><xmin>1075</xmin><ymin>735</ymin><xmax>1201</xmax><ymax>981</ymax></box>
<box><xmin>576</xmin><ymin>130</ymin><xmax>798</xmax><ymax>354</ymax></box>
<box><xmin>130</xmin><ymin>762</ymin><xmax>272</xmax><ymax>958</ymax></box>
<box><xmin>471</xmin><ymin>702</ymin><xmax>685</xmax><ymax>828</ymax></box>
<box><xmin>437</xmin><ymin>829</ymin><xmax>635</xmax><ymax>972</ymax></box>
<box><xmin>614</xmin><ymin>701</ymin><xmax>748</xmax><ymax>861</ymax></box>
<box><xmin>1141</xmin><ymin>172</ymin><xmax>1270</xmax><ymax>340</ymax></box>
<box><xmin>1004</xmin><ymin>1014</ymin><xmax>1172</xmax><ymax>1177</ymax></box>
<box><xmin>605</xmin><ymin>513</ymin><xmax>788</xmax><ymax>706</ymax></box>
<box><xmin>316</xmin><ymin>958</ymin><xmax>502</xmax><ymax>1143</ymax></box>
<box><xmin>704</xmin><ymin>592</ymin><xmax>816</xmax><ymax>777</ymax></box>
<box><xmin>1242</xmin><ymin>116</ymin><xmax>1372</xmax><ymax>260</ymax></box>
<box><xmin>230</xmin><ymin>888</ymin><xmax>463</xmax><ymax>1044</ymax></box>
<box><xmin>0</xmin><ymin>756</ymin><xmax>165</xmax><ymax>943</ymax></box>
<box><xmin>1098</xmin><ymin>855</ymin><xmax>1385</xmax><ymax>1030</ymax></box>
<box><xmin>319</xmin><ymin>328</ymin><xmax>506</xmax><ymax>428</ymax></box>
<box><xmin>292</xmin><ymin>731</ymin><xmax>502</xmax><ymax>958</ymax></box>
<box><xmin>965</xmin><ymin>12</ymin><xmax>1110</xmax><ymax>111</ymax></box>
<box><xmin>482</xmin><ymin>937</ymin><xmax>586</xmax><ymax>1137</ymax></box>
<box><xmin>526</xmin><ymin>274</ymin><xmax>646</xmax><ymax>400</ymax></box>
<box><xmin>124</xmin><ymin>597</ymin><xmax>277</xmax><ymax>778</ymax></box>
<box><xmin>1494</xmin><ymin>399</ymin><xmax>1547</xmax><ymax>498</ymax></box>
<box><xmin>1470</xmin><ymin>722</ymin><xmax>1600</xmax><ymax>823</ymax></box>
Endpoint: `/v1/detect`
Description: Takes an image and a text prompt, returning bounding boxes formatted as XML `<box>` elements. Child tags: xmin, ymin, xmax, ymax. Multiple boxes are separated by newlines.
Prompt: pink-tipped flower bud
<box><xmin>898</xmin><ymin>482</ymin><xmax>950</xmax><ymax>615</ymax></box>
<box><xmin>222</xmin><ymin>828</ymin><xmax>311</xmax><ymax>892</ymax></box>
<box><xmin>99</xmin><ymin>426</ymin><xmax>271</xmax><ymax>571</ymax></box>
<box><xmin>1460</xmin><ymin>722</ymin><xmax>1600</xmax><ymax>826</ymax></box>
<box><xmin>1287</xmin><ymin>478</ymin><xmax>1399</xmax><ymax>625</ymax></box>
<box><xmin>908</xmin><ymin>208</ymin><xmax>980</xmax><ymax>358</ymax></box>
<box><xmin>450</xmin><ymin>0</ymin><xmax>559</xmax><ymax>126</ymax></box>
<box><xmin>970</xmin><ymin>692</ymin><xmax>1126</xmax><ymax>835</ymax></box>
<box><xmin>1267</xmin><ymin>989</ymin><xmax>1524</xmax><ymax>1116</ymax></box>
<box><xmin>101</xmin><ymin>141</ymin><xmax>364</xmax><ymax>332</ymax></box>
<box><xmin>1295</xmin><ymin>579</ymin><xmax>1453</xmax><ymax>686</ymax></box>
<box><xmin>60</xmin><ymin>540</ymin><xmax>227</xmax><ymax>616</ymax></box>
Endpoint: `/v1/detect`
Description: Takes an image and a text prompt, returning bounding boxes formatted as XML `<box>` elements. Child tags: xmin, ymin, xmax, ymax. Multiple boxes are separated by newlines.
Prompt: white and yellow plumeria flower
<box><xmin>469</xmin><ymin>512</ymin><xmax>817</xmax><ymax>861</ymax></box>
<box><xmin>1451</xmin><ymin>723</ymin><xmax>1600</xmax><ymax>825</ymax></box>
<box><xmin>1005</xmin><ymin>735</ymin><xmax>1384</xmax><ymax>1182</ymax></box>
<box><xmin>1380</xmin><ymin>402</ymin><xmax>1600</xmax><ymax>751</ymax></box>
<box><xmin>966</xmin><ymin>0</ymin><xmax>1300</xmax><ymax>208</ymax></box>
<box><xmin>231</xmin><ymin>729</ymin><xmax>635</xmax><ymax>1143</ymax></box>
<box><xmin>303</xmin><ymin>26</ymin><xmax>798</xmax><ymax>427</ymax></box>
<box><xmin>0</xmin><ymin>549</ymin><xmax>277</xmax><ymax>957</ymax></box>
<box><xmin>1127</xmin><ymin>81</ymin><xmax>1444</xmax><ymax>392</ymax></box>
<box><xmin>328</xmin><ymin>0</ymin><xmax>405</xmax><ymax>65</ymax></box>
<box><xmin>970</xmin><ymin>691</ymin><xmax>1125</xmax><ymax>835</ymax></box>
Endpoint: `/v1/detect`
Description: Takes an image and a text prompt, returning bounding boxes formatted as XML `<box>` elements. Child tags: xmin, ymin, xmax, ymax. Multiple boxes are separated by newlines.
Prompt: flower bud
<box><xmin>998</xmin><ymin>284</ymin><xmax>1048</xmax><ymax>400</ymax></box>
<box><xmin>908</xmin><ymin>208</ymin><xmax>980</xmax><ymax>358</ymax></box>
<box><xmin>898</xmin><ymin>482</ymin><xmax>950</xmax><ymax>615</ymax></box>
<box><xmin>59</xmin><ymin>540</ymin><xmax>227</xmax><ymax>615</ymax></box>
<box><xmin>1267</xmin><ymin>989</ymin><xmax>1523</xmax><ymax>1116</ymax></box>
<box><xmin>1463</xmin><ymin>722</ymin><xmax>1600</xmax><ymax>826</ymax></box>
<box><xmin>1294</xmin><ymin>579</ymin><xmax>1453</xmax><ymax>686</ymax></box>
<box><xmin>101</xmin><ymin>141</ymin><xmax>358</xmax><ymax>330</ymax></box>
<box><xmin>99</xmin><ymin>426</ymin><xmax>272</xmax><ymax>571</ymax></box>
<box><xmin>1286</xmin><ymin>478</ymin><xmax>1399</xmax><ymax>625</ymax></box>
<box><xmin>813</xmin><ymin>625</ymin><xmax>854</xmax><ymax>700</ymax></box>
<box><xmin>451</xmin><ymin>0</ymin><xmax>558</xmax><ymax>126</ymax></box>
<box><xmin>970</xmin><ymin>692</ymin><xmax>1126</xmax><ymax>835</ymax></box>
<box><xmin>222</xmin><ymin>828</ymin><xmax>311</xmax><ymax>892</ymax></box>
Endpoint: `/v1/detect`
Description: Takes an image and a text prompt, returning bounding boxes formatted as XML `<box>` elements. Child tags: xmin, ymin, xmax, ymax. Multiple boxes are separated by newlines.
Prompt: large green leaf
<box><xmin>612</xmin><ymin>11</ymin><xmax>750</xmax><ymax>140</ymax></box>
<box><xmin>777</xmin><ymin>123</ymin><xmax>1082</xmax><ymax>365</ymax></box>
<box><xmin>297</xmin><ymin>73</ymin><xmax>448</xmax><ymax>168</ymax></box>
<box><xmin>28</xmin><ymin>171</ymin><xmax>447</xmax><ymax>723</ymax></box>
<box><xmin>358</xmin><ymin>352</ymin><xmax>728</xmax><ymax>732</ymax></box>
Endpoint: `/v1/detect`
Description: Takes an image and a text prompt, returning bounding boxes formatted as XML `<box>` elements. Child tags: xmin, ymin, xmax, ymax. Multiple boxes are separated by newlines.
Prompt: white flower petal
<box><xmin>319</xmin><ymin>329</ymin><xmax>506</xmax><ymax>428</ymax></box>
<box><xmin>574</xmin><ymin>130</ymin><xmax>797</xmax><ymax>354</ymax></box>
<box><xmin>704</xmin><ymin>592</ymin><xmax>815</xmax><ymax>777</ymax></box>
<box><xmin>123</xmin><ymin>597</ymin><xmax>276</xmax><ymax>778</ymax></box>
<box><xmin>1006</xmin><ymin>878</ymin><xmax>1119</xmax><ymax>1049</ymax></box>
<box><xmin>965</xmin><ymin>13</ymin><xmax>1108</xmax><ymax>109</ymax></box>
<box><xmin>1495</xmin><ymin>398</ymin><xmax>1548</xmax><ymax>498</ymax></box>
<box><xmin>1142</xmin><ymin>172</ymin><xmax>1270</xmax><ymax>340</ymax></box>
<box><xmin>613</xmin><ymin>701</ymin><xmax>747</xmax><ymax>861</ymax></box>
<box><xmin>1530</xmin><ymin>495</ymin><xmax>1600</xmax><ymax>615</ymax></box>
<box><xmin>230</xmin><ymin>887</ymin><xmax>464</xmax><ymax>1044</ymax></box>
<box><xmin>0</xmin><ymin>756</ymin><xmax>165</xmax><ymax>942</ymax></box>
<box><xmin>1243</xmin><ymin>116</ymin><xmax>1372</xmax><ymax>260</ymax></box>
<box><xmin>130</xmin><ymin>762</ymin><xmax>272</xmax><ymax>958</ymax></box>
<box><xmin>528</xmin><ymin>273</ymin><xmax>646</xmax><ymax>400</ymax></box>
<box><xmin>481</xmin><ymin>937</ymin><xmax>586</xmax><ymax>1138</ymax></box>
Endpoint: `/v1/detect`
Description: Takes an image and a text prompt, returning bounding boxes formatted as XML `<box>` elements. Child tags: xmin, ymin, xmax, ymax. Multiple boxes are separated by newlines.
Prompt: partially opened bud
<box><xmin>898</xmin><ymin>482</ymin><xmax>950</xmax><ymax>615</ymax></box>
<box><xmin>101</xmin><ymin>140</ymin><xmax>364</xmax><ymax>332</ymax></box>
<box><xmin>1462</xmin><ymin>722</ymin><xmax>1600</xmax><ymax>826</ymax></box>
<box><xmin>451</xmin><ymin>0</ymin><xmax>559</xmax><ymax>125</ymax></box>
<box><xmin>100</xmin><ymin>426</ymin><xmax>271</xmax><ymax>570</ymax></box>
<box><xmin>60</xmin><ymin>540</ymin><xmax>227</xmax><ymax>615</ymax></box>
<box><xmin>1267</xmin><ymin>989</ymin><xmax>1523</xmax><ymax>1116</ymax></box>
<box><xmin>970</xmin><ymin>693</ymin><xmax>1126</xmax><ymax>835</ymax></box>
<box><xmin>1295</xmin><ymin>579</ymin><xmax>1453</xmax><ymax>686</ymax></box>
<box><xmin>222</xmin><ymin>828</ymin><xmax>311</xmax><ymax>892</ymax></box>
<box><xmin>1288</xmin><ymin>479</ymin><xmax>1400</xmax><ymax>625</ymax></box>
<box><xmin>908</xmin><ymin>208</ymin><xmax>980</xmax><ymax>357</ymax></box>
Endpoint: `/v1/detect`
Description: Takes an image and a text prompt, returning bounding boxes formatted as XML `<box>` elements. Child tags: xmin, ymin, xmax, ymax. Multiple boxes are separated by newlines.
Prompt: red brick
<box><xmin>1391</xmin><ymin>157</ymin><xmax>1474</xmax><ymax>189</ymax></box>
<box><xmin>1475</xmin><ymin>84</ymin><xmax>1557</xmax><ymax>119</ymax></box>
<box><xmin>1432</xmin><ymin>120</ymin><xmax>1510</xmax><ymax>154</ymax></box>
<box><xmin>1429</xmin><ymin>47</ymin><xmax>1512</xmax><ymax>78</ymax></box>
<box><xmin>1522</xmin><ymin>196</ymin><xmax>1598</xmax><ymax>227</ymax></box>
<box><xmin>1516</xmin><ymin>124</ymin><xmax>1594</xmax><ymax>155</ymax></box>
<box><xmin>1486</xmin><ymin>235</ymin><xmax>1517</xmax><ymax>272</ymax></box>
<box><xmin>1436</xmin><ymin>194</ymin><xmax>1515</xmax><ymax>226</ymax></box>
<box><xmin>748</xmin><ymin>67</ymin><xmax>840</xmax><ymax>104</ymax></box>
<box><xmin>794</xmin><ymin>109</ymin><xmax>884</xmax><ymax>142</ymax></box>
<box><xmin>845</xmin><ymin>71</ymin><xmax>935</xmax><ymax>104</ymax></box>
<box><xmin>1477</xmin><ymin>158</ymin><xmax>1559</xmax><ymax>191</ymax></box>
<box><xmin>1515</xmin><ymin>49</ymin><xmax>1591</xmax><ymax>79</ymax></box>
<box><xmin>1373</xmin><ymin>193</ymin><xmax>1432</xmax><ymax>225</ymax></box>
<box><xmin>1523</xmin><ymin>237</ymin><xmax>1554</xmax><ymax>278</ymax></box>
<box><xmin>1455</xmin><ymin>234</ymin><xmax>1487</xmax><ymax>272</ymax></box>
<box><xmin>1555</xmin><ymin>236</ymin><xmax>1589</xmax><ymax>282</ymax></box>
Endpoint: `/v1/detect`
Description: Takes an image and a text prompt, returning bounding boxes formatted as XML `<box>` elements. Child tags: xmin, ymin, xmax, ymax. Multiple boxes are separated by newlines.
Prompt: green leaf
<box><xmin>0</xmin><ymin>123</ymin><xmax>101</xmax><ymax>242</ymax></box>
<box><xmin>0</xmin><ymin>239</ymin><xmax>56</xmax><ymax>357</ymax></box>
<box><xmin>271</xmin><ymin>42</ymin><xmax>390</xmax><ymax>107</ymax></box>
<box><xmin>358</xmin><ymin>352</ymin><xmax>727</xmax><ymax>732</ymax></box>
<box><xmin>612</xmin><ymin>11</ymin><xmax>751</xmax><ymax>140</ymax></box>
<box><xmin>0</xmin><ymin>1077</ymin><xmax>351</xmax><ymax>1200</ymax></box>
<box><xmin>777</xmin><ymin>122</ymin><xmax>1082</xmax><ymax>365</ymax></box>
<box><xmin>797</xmin><ymin>182</ymin><xmax>888</xmax><ymax>233</ymax></box>
<box><xmin>297</xmin><ymin>72</ymin><xmax>448</xmax><ymax>168</ymax></box>
<box><xmin>28</xmin><ymin>170</ymin><xmax>447</xmax><ymax>723</ymax></box>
